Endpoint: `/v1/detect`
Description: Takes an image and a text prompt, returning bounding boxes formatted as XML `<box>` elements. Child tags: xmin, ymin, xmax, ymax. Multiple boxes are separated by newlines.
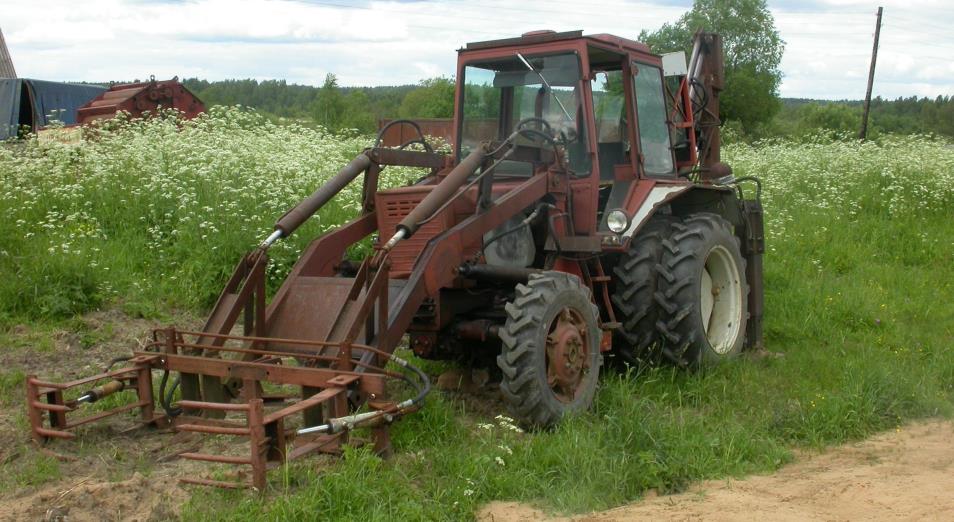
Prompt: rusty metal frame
<box><xmin>27</xmin><ymin>327</ymin><xmax>403</xmax><ymax>490</ymax></box>
<box><xmin>25</xmin><ymin>356</ymin><xmax>158</xmax><ymax>442</ymax></box>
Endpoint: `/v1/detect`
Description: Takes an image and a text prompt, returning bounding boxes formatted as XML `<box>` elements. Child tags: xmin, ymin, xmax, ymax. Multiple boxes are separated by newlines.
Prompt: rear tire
<box><xmin>497</xmin><ymin>272</ymin><xmax>602</xmax><ymax>428</ymax></box>
<box><xmin>611</xmin><ymin>216</ymin><xmax>677</xmax><ymax>365</ymax></box>
<box><xmin>655</xmin><ymin>213</ymin><xmax>748</xmax><ymax>367</ymax></box>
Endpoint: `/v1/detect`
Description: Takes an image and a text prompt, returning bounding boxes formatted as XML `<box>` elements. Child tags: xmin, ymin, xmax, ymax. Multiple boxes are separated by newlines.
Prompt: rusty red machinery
<box><xmin>27</xmin><ymin>31</ymin><xmax>764</xmax><ymax>490</ymax></box>
<box><xmin>75</xmin><ymin>76</ymin><xmax>204</xmax><ymax>125</ymax></box>
<box><xmin>377</xmin><ymin>117</ymin><xmax>454</xmax><ymax>147</ymax></box>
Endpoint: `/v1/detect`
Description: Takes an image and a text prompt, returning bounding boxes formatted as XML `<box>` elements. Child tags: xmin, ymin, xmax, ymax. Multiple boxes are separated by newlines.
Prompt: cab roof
<box><xmin>463</xmin><ymin>30</ymin><xmax>652</xmax><ymax>55</ymax></box>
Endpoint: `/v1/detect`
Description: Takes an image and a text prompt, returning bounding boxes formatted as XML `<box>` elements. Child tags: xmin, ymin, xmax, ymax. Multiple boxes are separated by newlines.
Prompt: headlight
<box><xmin>606</xmin><ymin>209</ymin><xmax>629</xmax><ymax>234</ymax></box>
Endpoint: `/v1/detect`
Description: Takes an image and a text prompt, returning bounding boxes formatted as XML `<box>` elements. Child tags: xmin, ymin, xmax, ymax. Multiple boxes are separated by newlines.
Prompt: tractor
<box><xmin>25</xmin><ymin>30</ymin><xmax>763</xmax><ymax>489</ymax></box>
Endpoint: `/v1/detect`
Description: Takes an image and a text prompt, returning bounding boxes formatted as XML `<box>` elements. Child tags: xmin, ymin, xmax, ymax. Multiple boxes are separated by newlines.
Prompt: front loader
<box><xmin>26</xmin><ymin>30</ymin><xmax>764</xmax><ymax>489</ymax></box>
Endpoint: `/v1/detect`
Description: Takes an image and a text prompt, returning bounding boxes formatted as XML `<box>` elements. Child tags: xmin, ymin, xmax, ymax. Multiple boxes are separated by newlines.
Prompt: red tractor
<box><xmin>26</xmin><ymin>30</ymin><xmax>763</xmax><ymax>489</ymax></box>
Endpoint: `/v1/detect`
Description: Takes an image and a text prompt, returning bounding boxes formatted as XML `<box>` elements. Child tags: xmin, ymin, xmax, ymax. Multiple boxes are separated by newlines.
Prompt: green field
<box><xmin>2</xmin><ymin>110</ymin><xmax>953</xmax><ymax>520</ymax></box>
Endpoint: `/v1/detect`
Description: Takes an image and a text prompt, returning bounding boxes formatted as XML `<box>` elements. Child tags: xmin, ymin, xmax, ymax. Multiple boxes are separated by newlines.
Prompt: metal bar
<box><xmin>175</xmin><ymin>400</ymin><xmax>250</xmax><ymax>411</ymax></box>
<box><xmin>199</xmin><ymin>256</ymin><xmax>266</xmax><ymax>407</ymax></box>
<box><xmin>146</xmin><ymin>342</ymin><xmax>395</xmax><ymax>376</ymax></box>
<box><xmin>173</xmin><ymin>415</ymin><xmax>249</xmax><ymax>429</ymax></box>
<box><xmin>136</xmin><ymin>365</ymin><xmax>155</xmax><ymax>423</ymax></box>
<box><xmin>176</xmin><ymin>424</ymin><xmax>250</xmax><ymax>436</ymax></box>
<box><xmin>265</xmin><ymin>418</ymin><xmax>286</xmax><ymax>463</ymax></box>
<box><xmin>275</xmin><ymin>153</ymin><xmax>372</xmax><ymax>236</ymax></box>
<box><xmin>25</xmin><ymin>376</ymin><xmax>45</xmax><ymax>443</ymax></box>
<box><xmin>179</xmin><ymin>477</ymin><xmax>249</xmax><ymax>489</ymax></box>
<box><xmin>29</xmin><ymin>368</ymin><xmax>139</xmax><ymax>391</ymax></box>
<box><xmin>247</xmin><ymin>399</ymin><xmax>267</xmax><ymax>491</ymax></box>
<box><xmin>342</xmin><ymin>262</ymin><xmax>390</xmax><ymax>347</ymax></box>
<box><xmin>66</xmin><ymin>401</ymin><xmax>149</xmax><ymax>429</ymax></box>
<box><xmin>179</xmin><ymin>453</ymin><xmax>253</xmax><ymax>465</ymax></box>
<box><xmin>34</xmin><ymin>427</ymin><xmax>75</xmax><ymax>439</ymax></box>
<box><xmin>376</xmin><ymin>263</ymin><xmax>389</xmax><ymax>368</ymax></box>
<box><xmin>48</xmin><ymin>390</ymin><xmax>67</xmax><ymax>428</ymax></box>
<box><xmin>150</xmin><ymin>329</ymin><xmax>376</xmax><ymax>350</ymax></box>
<box><xmin>285</xmin><ymin>433</ymin><xmax>345</xmax><ymax>461</ymax></box>
<box><xmin>153</xmin><ymin>353</ymin><xmax>360</xmax><ymax>384</ymax></box>
<box><xmin>145</xmin><ymin>352</ymin><xmax>393</xmax><ymax>395</ymax></box>
<box><xmin>262</xmin><ymin>387</ymin><xmax>344</xmax><ymax>425</ymax></box>
<box><xmin>397</xmin><ymin>146</ymin><xmax>487</xmax><ymax>237</ymax></box>
<box><xmin>457</xmin><ymin>264</ymin><xmax>542</xmax><ymax>283</ymax></box>
<box><xmin>255</xmin><ymin>262</ymin><xmax>267</xmax><ymax>341</ymax></box>
<box><xmin>154</xmin><ymin>342</ymin><xmax>339</xmax><ymax>362</ymax></box>
<box><xmin>29</xmin><ymin>401</ymin><xmax>72</xmax><ymax>413</ymax></box>
<box><xmin>366</xmin><ymin>147</ymin><xmax>445</xmax><ymax>169</ymax></box>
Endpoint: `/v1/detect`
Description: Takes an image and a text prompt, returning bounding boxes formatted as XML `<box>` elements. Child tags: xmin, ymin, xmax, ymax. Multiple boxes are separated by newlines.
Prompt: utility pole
<box><xmin>860</xmin><ymin>7</ymin><xmax>883</xmax><ymax>140</ymax></box>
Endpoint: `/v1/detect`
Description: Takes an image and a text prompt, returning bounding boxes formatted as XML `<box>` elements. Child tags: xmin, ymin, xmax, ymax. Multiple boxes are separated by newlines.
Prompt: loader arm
<box><xmin>379</xmin><ymin>171</ymin><xmax>553</xmax><ymax>355</ymax></box>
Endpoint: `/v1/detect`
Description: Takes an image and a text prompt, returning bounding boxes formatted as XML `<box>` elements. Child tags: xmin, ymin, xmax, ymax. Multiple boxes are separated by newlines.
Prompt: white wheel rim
<box><xmin>702</xmin><ymin>245</ymin><xmax>743</xmax><ymax>354</ymax></box>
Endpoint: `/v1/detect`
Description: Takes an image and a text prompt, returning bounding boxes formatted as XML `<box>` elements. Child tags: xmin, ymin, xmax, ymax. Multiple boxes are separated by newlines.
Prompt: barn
<box><xmin>1</xmin><ymin>27</ymin><xmax>108</xmax><ymax>140</ymax></box>
<box><xmin>0</xmin><ymin>79</ymin><xmax>107</xmax><ymax>140</ymax></box>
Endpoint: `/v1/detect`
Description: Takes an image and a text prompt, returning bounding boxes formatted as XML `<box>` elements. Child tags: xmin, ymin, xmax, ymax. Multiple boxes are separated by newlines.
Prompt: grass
<box><xmin>2</xmin><ymin>113</ymin><xmax>953</xmax><ymax>519</ymax></box>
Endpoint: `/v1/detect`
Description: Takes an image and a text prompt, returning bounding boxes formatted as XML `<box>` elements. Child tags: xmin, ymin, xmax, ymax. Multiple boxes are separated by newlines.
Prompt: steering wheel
<box><xmin>515</xmin><ymin>117</ymin><xmax>553</xmax><ymax>136</ymax></box>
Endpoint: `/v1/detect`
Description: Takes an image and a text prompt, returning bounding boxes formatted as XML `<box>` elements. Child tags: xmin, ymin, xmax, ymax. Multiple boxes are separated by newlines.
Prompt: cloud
<box><xmin>2</xmin><ymin>0</ymin><xmax>951</xmax><ymax>99</ymax></box>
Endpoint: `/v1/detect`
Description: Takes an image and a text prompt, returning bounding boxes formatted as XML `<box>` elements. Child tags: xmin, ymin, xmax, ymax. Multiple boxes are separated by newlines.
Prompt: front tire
<box><xmin>655</xmin><ymin>213</ymin><xmax>748</xmax><ymax>367</ymax></box>
<box><xmin>611</xmin><ymin>216</ymin><xmax>677</xmax><ymax>365</ymax></box>
<box><xmin>497</xmin><ymin>272</ymin><xmax>602</xmax><ymax>428</ymax></box>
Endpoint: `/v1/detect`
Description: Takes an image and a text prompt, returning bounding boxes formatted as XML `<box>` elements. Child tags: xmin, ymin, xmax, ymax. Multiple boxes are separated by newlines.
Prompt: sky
<box><xmin>1</xmin><ymin>0</ymin><xmax>952</xmax><ymax>100</ymax></box>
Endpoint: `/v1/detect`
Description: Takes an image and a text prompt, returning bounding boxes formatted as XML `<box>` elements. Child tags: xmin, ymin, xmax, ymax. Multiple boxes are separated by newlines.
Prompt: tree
<box><xmin>312</xmin><ymin>73</ymin><xmax>345</xmax><ymax>130</ymax></box>
<box><xmin>639</xmin><ymin>0</ymin><xmax>785</xmax><ymax>131</ymax></box>
<box><xmin>398</xmin><ymin>77</ymin><xmax>455</xmax><ymax>119</ymax></box>
<box><xmin>340</xmin><ymin>90</ymin><xmax>376</xmax><ymax>133</ymax></box>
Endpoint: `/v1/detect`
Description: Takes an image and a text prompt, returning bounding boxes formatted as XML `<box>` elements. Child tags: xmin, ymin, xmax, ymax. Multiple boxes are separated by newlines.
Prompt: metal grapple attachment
<box><xmin>26</xmin><ymin>328</ymin><xmax>428</xmax><ymax>490</ymax></box>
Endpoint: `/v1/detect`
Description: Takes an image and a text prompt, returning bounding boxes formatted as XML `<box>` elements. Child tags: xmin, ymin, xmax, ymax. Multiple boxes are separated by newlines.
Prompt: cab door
<box><xmin>631</xmin><ymin>60</ymin><xmax>678</xmax><ymax>178</ymax></box>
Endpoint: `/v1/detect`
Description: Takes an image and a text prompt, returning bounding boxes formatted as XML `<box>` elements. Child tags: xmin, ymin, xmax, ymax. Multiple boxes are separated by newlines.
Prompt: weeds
<box><xmin>2</xmin><ymin>112</ymin><xmax>953</xmax><ymax>519</ymax></box>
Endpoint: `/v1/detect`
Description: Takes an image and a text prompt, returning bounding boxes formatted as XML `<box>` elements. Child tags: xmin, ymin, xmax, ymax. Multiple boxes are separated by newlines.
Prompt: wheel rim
<box><xmin>702</xmin><ymin>245</ymin><xmax>743</xmax><ymax>354</ymax></box>
<box><xmin>545</xmin><ymin>308</ymin><xmax>591</xmax><ymax>403</ymax></box>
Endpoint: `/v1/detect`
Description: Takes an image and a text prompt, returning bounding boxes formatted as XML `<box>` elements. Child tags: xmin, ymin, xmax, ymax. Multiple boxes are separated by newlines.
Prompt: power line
<box><xmin>886</xmin><ymin>15</ymin><xmax>952</xmax><ymax>34</ymax></box>
<box><xmin>295</xmin><ymin>0</ymin><xmax>657</xmax><ymax>30</ymax></box>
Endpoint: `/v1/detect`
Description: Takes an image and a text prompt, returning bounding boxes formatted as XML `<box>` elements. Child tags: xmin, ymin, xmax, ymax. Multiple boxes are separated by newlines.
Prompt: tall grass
<box><xmin>2</xmin><ymin>112</ymin><xmax>953</xmax><ymax>519</ymax></box>
<box><xmin>185</xmin><ymin>133</ymin><xmax>954</xmax><ymax>520</ymax></box>
<box><xmin>0</xmin><ymin>108</ymin><xmax>418</xmax><ymax>322</ymax></box>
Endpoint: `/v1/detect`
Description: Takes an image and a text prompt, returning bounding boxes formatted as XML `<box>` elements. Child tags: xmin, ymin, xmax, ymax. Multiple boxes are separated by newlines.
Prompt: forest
<box><xmin>182</xmin><ymin>76</ymin><xmax>954</xmax><ymax>140</ymax></box>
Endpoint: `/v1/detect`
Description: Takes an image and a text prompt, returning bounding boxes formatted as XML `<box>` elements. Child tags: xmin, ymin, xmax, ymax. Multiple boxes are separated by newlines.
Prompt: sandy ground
<box><xmin>479</xmin><ymin>420</ymin><xmax>954</xmax><ymax>522</ymax></box>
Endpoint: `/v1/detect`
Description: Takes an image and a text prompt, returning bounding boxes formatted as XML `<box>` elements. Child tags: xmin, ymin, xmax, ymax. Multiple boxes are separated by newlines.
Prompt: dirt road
<box><xmin>480</xmin><ymin>420</ymin><xmax>954</xmax><ymax>521</ymax></box>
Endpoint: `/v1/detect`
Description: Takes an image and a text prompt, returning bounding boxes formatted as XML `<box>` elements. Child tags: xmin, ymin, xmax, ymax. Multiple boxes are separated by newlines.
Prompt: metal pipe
<box><xmin>457</xmin><ymin>264</ymin><xmax>542</xmax><ymax>283</ymax></box>
<box><xmin>273</xmin><ymin>152</ymin><xmax>373</xmax><ymax>237</ymax></box>
<box><xmin>259</xmin><ymin>229</ymin><xmax>283</xmax><ymax>249</ymax></box>
<box><xmin>396</xmin><ymin>145</ymin><xmax>487</xmax><ymax>238</ymax></box>
<box><xmin>76</xmin><ymin>379</ymin><xmax>125</xmax><ymax>404</ymax></box>
<box><xmin>296</xmin><ymin>352</ymin><xmax>430</xmax><ymax>436</ymax></box>
<box><xmin>382</xmin><ymin>229</ymin><xmax>406</xmax><ymax>252</ymax></box>
<box><xmin>453</xmin><ymin>319</ymin><xmax>501</xmax><ymax>342</ymax></box>
<box><xmin>297</xmin><ymin>410</ymin><xmax>386</xmax><ymax>435</ymax></box>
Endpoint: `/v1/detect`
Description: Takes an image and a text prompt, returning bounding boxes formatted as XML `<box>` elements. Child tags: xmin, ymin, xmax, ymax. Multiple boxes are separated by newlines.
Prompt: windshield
<box><xmin>459</xmin><ymin>52</ymin><xmax>589</xmax><ymax>175</ymax></box>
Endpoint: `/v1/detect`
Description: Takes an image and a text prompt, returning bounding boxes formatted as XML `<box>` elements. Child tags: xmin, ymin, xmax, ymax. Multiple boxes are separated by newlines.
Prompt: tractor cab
<box><xmin>454</xmin><ymin>30</ymin><xmax>692</xmax><ymax>244</ymax></box>
<box><xmin>457</xmin><ymin>30</ymin><xmax>677</xmax><ymax>183</ymax></box>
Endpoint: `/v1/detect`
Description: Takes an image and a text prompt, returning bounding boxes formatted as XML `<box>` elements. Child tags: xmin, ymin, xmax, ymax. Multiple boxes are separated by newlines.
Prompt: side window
<box><xmin>590</xmin><ymin>70</ymin><xmax>629</xmax><ymax>181</ymax></box>
<box><xmin>633</xmin><ymin>62</ymin><xmax>675</xmax><ymax>176</ymax></box>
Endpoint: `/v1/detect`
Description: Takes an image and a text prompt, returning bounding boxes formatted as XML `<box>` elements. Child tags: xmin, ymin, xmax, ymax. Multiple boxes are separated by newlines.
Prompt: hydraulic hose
<box><xmin>296</xmin><ymin>352</ymin><xmax>430</xmax><ymax>436</ymax></box>
<box><xmin>159</xmin><ymin>370</ymin><xmax>182</xmax><ymax>417</ymax></box>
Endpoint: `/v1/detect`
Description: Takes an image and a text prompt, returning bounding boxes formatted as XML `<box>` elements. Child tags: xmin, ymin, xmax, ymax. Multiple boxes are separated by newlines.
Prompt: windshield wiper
<box><xmin>516</xmin><ymin>53</ymin><xmax>573</xmax><ymax>122</ymax></box>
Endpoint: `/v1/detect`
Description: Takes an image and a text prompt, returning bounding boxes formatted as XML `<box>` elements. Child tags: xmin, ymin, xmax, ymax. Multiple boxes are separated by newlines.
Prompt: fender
<box><xmin>611</xmin><ymin>178</ymin><xmax>740</xmax><ymax>249</ymax></box>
